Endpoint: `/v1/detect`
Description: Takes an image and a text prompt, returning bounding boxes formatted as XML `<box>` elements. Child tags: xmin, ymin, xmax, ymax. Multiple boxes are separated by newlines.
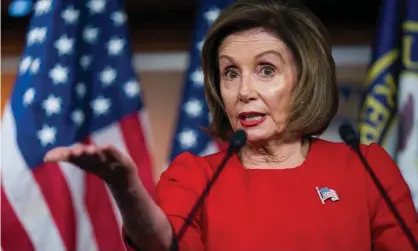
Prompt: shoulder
<box><xmin>315</xmin><ymin>137</ymin><xmax>396</xmax><ymax>166</ymax></box>
<box><xmin>158</xmin><ymin>151</ymin><xmax>225</xmax><ymax>185</ymax></box>
<box><xmin>311</xmin><ymin>137</ymin><xmax>349</xmax><ymax>151</ymax></box>
<box><xmin>310</xmin><ymin>138</ymin><xmax>400</xmax><ymax>181</ymax></box>
<box><xmin>155</xmin><ymin>151</ymin><xmax>226</xmax><ymax>206</ymax></box>
<box><xmin>311</xmin><ymin>137</ymin><xmax>390</xmax><ymax>160</ymax></box>
<box><xmin>316</xmin><ymin>138</ymin><xmax>406</xmax><ymax>189</ymax></box>
<box><xmin>165</xmin><ymin>151</ymin><xmax>226</xmax><ymax>170</ymax></box>
<box><xmin>359</xmin><ymin>142</ymin><xmax>407</xmax><ymax>189</ymax></box>
<box><xmin>309</xmin><ymin>138</ymin><xmax>353</xmax><ymax>162</ymax></box>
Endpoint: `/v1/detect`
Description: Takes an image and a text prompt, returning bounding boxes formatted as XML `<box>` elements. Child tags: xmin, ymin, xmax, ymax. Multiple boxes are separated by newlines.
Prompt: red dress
<box><xmin>125</xmin><ymin>138</ymin><xmax>418</xmax><ymax>251</ymax></box>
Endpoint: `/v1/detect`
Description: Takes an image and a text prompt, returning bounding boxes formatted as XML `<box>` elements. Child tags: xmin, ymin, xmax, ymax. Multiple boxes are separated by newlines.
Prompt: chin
<box><xmin>241</xmin><ymin>129</ymin><xmax>273</xmax><ymax>146</ymax></box>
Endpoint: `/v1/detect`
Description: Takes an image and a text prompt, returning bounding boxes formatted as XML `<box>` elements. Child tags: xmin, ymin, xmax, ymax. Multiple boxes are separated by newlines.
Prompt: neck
<box><xmin>239</xmin><ymin>137</ymin><xmax>310</xmax><ymax>169</ymax></box>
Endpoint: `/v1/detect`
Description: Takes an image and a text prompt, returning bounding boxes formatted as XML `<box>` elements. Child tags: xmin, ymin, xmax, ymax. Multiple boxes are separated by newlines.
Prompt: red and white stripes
<box><xmin>1</xmin><ymin>104</ymin><xmax>156</xmax><ymax>251</ymax></box>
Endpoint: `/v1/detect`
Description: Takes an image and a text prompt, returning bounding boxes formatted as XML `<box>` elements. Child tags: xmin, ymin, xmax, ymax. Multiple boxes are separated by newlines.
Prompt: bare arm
<box><xmin>107</xmin><ymin>174</ymin><xmax>174</xmax><ymax>251</ymax></box>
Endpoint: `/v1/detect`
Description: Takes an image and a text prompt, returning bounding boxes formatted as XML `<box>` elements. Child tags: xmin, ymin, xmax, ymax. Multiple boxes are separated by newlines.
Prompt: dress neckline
<box><xmin>229</xmin><ymin>137</ymin><xmax>319</xmax><ymax>173</ymax></box>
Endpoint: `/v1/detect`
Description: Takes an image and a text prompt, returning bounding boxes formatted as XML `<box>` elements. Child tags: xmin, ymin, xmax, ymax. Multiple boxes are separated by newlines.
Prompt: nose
<box><xmin>239</xmin><ymin>75</ymin><xmax>257</xmax><ymax>103</ymax></box>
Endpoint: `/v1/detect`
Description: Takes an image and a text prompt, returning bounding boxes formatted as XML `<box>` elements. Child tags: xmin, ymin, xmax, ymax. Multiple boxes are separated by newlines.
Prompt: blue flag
<box><xmin>359</xmin><ymin>0</ymin><xmax>402</xmax><ymax>152</ymax></box>
<box><xmin>168</xmin><ymin>0</ymin><xmax>235</xmax><ymax>163</ymax></box>
<box><xmin>359</xmin><ymin>0</ymin><xmax>418</xmax><ymax>210</ymax></box>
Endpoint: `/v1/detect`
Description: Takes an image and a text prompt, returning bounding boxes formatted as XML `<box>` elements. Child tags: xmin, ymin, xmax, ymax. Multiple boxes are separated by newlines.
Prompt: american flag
<box><xmin>168</xmin><ymin>0</ymin><xmax>235</xmax><ymax>163</ymax></box>
<box><xmin>1</xmin><ymin>0</ymin><xmax>155</xmax><ymax>251</ymax></box>
<box><xmin>316</xmin><ymin>187</ymin><xmax>340</xmax><ymax>204</ymax></box>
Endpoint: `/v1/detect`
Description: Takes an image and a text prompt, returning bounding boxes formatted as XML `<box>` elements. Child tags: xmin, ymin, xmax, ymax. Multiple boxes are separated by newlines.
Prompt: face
<box><xmin>218</xmin><ymin>28</ymin><xmax>298</xmax><ymax>144</ymax></box>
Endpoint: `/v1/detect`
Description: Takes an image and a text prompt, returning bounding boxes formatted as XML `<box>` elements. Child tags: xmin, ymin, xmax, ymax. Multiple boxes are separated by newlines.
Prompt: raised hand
<box><xmin>44</xmin><ymin>143</ymin><xmax>137</xmax><ymax>185</ymax></box>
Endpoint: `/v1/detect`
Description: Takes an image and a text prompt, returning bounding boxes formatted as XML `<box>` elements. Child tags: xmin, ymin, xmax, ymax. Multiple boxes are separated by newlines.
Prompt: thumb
<box><xmin>44</xmin><ymin>147</ymin><xmax>70</xmax><ymax>163</ymax></box>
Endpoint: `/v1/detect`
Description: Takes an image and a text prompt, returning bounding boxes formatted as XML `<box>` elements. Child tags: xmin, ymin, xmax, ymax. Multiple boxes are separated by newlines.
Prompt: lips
<box><xmin>238</xmin><ymin>111</ymin><xmax>266</xmax><ymax>127</ymax></box>
<box><xmin>238</xmin><ymin>111</ymin><xmax>266</xmax><ymax>119</ymax></box>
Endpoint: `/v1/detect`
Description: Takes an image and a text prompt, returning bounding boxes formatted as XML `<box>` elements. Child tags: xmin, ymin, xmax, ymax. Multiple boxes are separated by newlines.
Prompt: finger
<box><xmin>67</xmin><ymin>144</ymin><xmax>93</xmax><ymax>167</ymax></box>
<box><xmin>66</xmin><ymin>145</ymin><xmax>85</xmax><ymax>166</ymax></box>
<box><xmin>67</xmin><ymin>144</ymin><xmax>108</xmax><ymax>172</ymax></box>
<box><xmin>44</xmin><ymin>147</ymin><xmax>71</xmax><ymax>163</ymax></box>
<box><xmin>101</xmin><ymin>144</ymin><xmax>121</xmax><ymax>163</ymax></box>
<box><xmin>102</xmin><ymin>145</ymin><xmax>128</xmax><ymax>173</ymax></box>
<box><xmin>70</xmin><ymin>143</ymin><xmax>86</xmax><ymax>157</ymax></box>
<box><xmin>84</xmin><ymin>144</ymin><xmax>107</xmax><ymax>163</ymax></box>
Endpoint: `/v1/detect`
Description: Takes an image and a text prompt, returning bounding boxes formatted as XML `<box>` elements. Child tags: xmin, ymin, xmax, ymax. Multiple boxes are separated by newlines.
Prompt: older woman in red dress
<box><xmin>45</xmin><ymin>0</ymin><xmax>418</xmax><ymax>250</ymax></box>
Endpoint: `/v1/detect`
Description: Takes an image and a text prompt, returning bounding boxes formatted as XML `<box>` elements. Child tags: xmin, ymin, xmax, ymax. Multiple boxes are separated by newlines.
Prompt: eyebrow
<box><xmin>218</xmin><ymin>49</ymin><xmax>285</xmax><ymax>63</ymax></box>
<box><xmin>255</xmin><ymin>49</ymin><xmax>284</xmax><ymax>61</ymax></box>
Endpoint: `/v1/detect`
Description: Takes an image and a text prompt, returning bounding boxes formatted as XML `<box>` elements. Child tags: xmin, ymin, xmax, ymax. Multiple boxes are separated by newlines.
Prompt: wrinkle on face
<box><xmin>216</xmin><ymin>28</ymin><xmax>306</xmax><ymax>168</ymax></box>
<box><xmin>218</xmin><ymin>28</ymin><xmax>297</xmax><ymax>144</ymax></box>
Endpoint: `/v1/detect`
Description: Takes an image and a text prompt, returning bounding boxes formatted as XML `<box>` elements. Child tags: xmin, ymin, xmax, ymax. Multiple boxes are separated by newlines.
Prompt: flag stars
<box><xmin>184</xmin><ymin>99</ymin><xmax>203</xmax><ymax>117</ymax></box>
<box><xmin>30</xmin><ymin>58</ymin><xmax>41</xmax><ymax>74</ymax></box>
<box><xmin>37</xmin><ymin>125</ymin><xmax>57</xmax><ymax>146</ymax></box>
<box><xmin>42</xmin><ymin>95</ymin><xmax>62</xmax><ymax>116</ymax></box>
<box><xmin>91</xmin><ymin>96</ymin><xmax>111</xmax><ymax>116</ymax></box>
<box><xmin>83</xmin><ymin>26</ymin><xmax>99</xmax><ymax>44</ymax></box>
<box><xmin>75</xmin><ymin>83</ymin><xmax>86</xmax><ymax>98</ymax></box>
<box><xmin>204</xmin><ymin>8</ymin><xmax>220</xmax><ymax>24</ymax></box>
<box><xmin>19</xmin><ymin>56</ymin><xmax>32</xmax><ymax>74</ymax></box>
<box><xmin>124</xmin><ymin>80</ymin><xmax>140</xmax><ymax>98</ymax></box>
<box><xmin>19</xmin><ymin>56</ymin><xmax>41</xmax><ymax>75</ymax></box>
<box><xmin>23</xmin><ymin>88</ymin><xmax>36</xmax><ymax>106</ymax></box>
<box><xmin>196</xmin><ymin>40</ymin><xmax>204</xmax><ymax>52</ymax></box>
<box><xmin>178</xmin><ymin>129</ymin><xmax>198</xmax><ymax>149</ymax></box>
<box><xmin>87</xmin><ymin>0</ymin><xmax>106</xmax><ymax>14</ymax></box>
<box><xmin>107</xmin><ymin>37</ymin><xmax>125</xmax><ymax>56</ymax></box>
<box><xmin>111</xmin><ymin>11</ymin><xmax>127</xmax><ymax>26</ymax></box>
<box><xmin>27</xmin><ymin>27</ymin><xmax>47</xmax><ymax>45</ymax></box>
<box><xmin>80</xmin><ymin>55</ymin><xmax>91</xmax><ymax>69</ymax></box>
<box><xmin>49</xmin><ymin>64</ymin><xmax>69</xmax><ymax>84</ymax></box>
<box><xmin>34</xmin><ymin>0</ymin><xmax>52</xmax><ymax>16</ymax></box>
<box><xmin>190</xmin><ymin>69</ymin><xmax>204</xmax><ymax>86</ymax></box>
<box><xmin>71</xmin><ymin>110</ymin><xmax>84</xmax><ymax>125</ymax></box>
<box><xmin>99</xmin><ymin>67</ymin><xmax>117</xmax><ymax>86</ymax></box>
<box><xmin>62</xmin><ymin>6</ymin><xmax>79</xmax><ymax>24</ymax></box>
<box><xmin>55</xmin><ymin>35</ymin><xmax>74</xmax><ymax>55</ymax></box>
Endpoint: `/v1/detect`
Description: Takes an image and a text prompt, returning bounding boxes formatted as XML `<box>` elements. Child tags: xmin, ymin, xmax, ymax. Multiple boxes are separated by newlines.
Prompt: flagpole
<box><xmin>315</xmin><ymin>187</ymin><xmax>324</xmax><ymax>204</ymax></box>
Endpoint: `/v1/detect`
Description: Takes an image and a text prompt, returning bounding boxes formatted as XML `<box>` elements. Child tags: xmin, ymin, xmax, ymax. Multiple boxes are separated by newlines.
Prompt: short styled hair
<box><xmin>201</xmin><ymin>0</ymin><xmax>338</xmax><ymax>141</ymax></box>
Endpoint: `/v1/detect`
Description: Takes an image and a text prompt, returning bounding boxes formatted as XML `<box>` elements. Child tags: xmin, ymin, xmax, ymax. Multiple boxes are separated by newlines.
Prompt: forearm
<box><xmin>107</xmin><ymin>175</ymin><xmax>173</xmax><ymax>251</ymax></box>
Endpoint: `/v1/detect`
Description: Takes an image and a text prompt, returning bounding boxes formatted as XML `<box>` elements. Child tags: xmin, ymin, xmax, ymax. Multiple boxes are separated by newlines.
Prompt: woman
<box><xmin>44</xmin><ymin>0</ymin><xmax>418</xmax><ymax>250</ymax></box>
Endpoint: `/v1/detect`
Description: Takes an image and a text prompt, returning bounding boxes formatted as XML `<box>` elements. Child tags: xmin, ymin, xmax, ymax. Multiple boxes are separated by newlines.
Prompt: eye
<box><xmin>259</xmin><ymin>64</ymin><xmax>276</xmax><ymax>76</ymax></box>
<box><xmin>223</xmin><ymin>68</ymin><xmax>239</xmax><ymax>80</ymax></box>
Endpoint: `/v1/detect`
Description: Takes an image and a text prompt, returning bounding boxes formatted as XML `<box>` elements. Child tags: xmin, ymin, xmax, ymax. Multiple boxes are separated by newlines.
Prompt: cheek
<box><xmin>262</xmin><ymin>79</ymin><xmax>293</xmax><ymax>121</ymax></box>
<box><xmin>220</xmin><ymin>88</ymin><xmax>243</xmax><ymax>130</ymax></box>
<box><xmin>220</xmin><ymin>84</ymin><xmax>237</xmax><ymax>111</ymax></box>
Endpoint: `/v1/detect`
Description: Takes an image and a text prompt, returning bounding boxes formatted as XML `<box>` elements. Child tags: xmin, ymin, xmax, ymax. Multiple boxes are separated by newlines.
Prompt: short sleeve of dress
<box><xmin>365</xmin><ymin>143</ymin><xmax>418</xmax><ymax>250</ymax></box>
<box><xmin>155</xmin><ymin>152</ymin><xmax>208</xmax><ymax>251</ymax></box>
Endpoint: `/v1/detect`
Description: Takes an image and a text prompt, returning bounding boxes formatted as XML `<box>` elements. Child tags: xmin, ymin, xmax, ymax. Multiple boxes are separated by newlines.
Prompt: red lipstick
<box><xmin>238</xmin><ymin>111</ymin><xmax>266</xmax><ymax>127</ymax></box>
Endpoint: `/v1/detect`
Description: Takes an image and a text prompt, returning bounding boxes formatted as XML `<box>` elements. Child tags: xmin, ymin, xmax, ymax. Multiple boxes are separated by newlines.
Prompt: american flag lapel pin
<box><xmin>316</xmin><ymin>186</ymin><xmax>339</xmax><ymax>204</ymax></box>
